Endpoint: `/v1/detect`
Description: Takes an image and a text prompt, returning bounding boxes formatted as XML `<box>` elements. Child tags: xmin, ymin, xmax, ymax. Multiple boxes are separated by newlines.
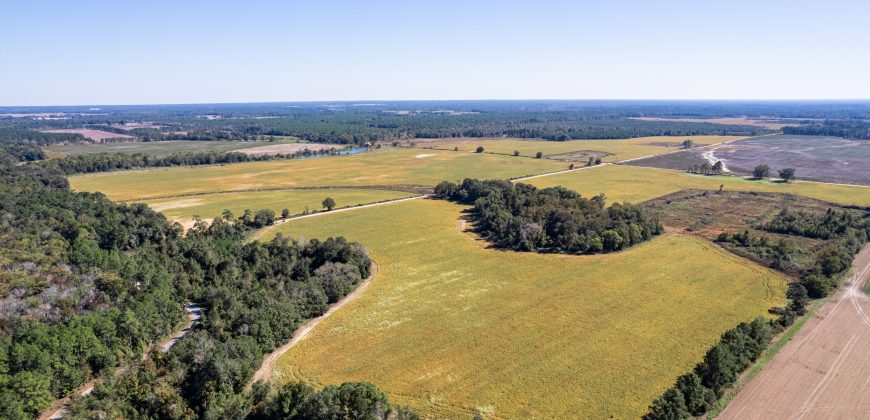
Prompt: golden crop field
<box><xmin>413</xmin><ymin>135</ymin><xmax>742</xmax><ymax>162</ymax></box>
<box><xmin>68</xmin><ymin>148</ymin><xmax>567</xmax><ymax>201</ymax></box>
<box><xmin>143</xmin><ymin>188</ymin><xmax>415</xmax><ymax>224</ymax></box>
<box><xmin>262</xmin><ymin>199</ymin><xmax>786</xmax><ymax>418</ymax></box>
<box><xmin>526</xmin><ymin>165</ymin><xmax>870</xmax><ymax>207</ymax></box>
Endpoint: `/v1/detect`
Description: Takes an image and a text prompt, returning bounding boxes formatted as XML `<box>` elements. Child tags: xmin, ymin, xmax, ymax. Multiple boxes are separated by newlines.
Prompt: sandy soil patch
<box><xmin>41</xmin><ymin>128</ymin><xmax>134</xmax><ymax>142</ymax></box>
<box><xmin>147</xmin><ymin>198</ymin><xmax>203</xmax><ymax>212</ymax></box>
<box><xmin>415</xmin><ymin>153</ymin><xmax>436</xmax><ymax>158</ymax></box>
<box><xmin>236</xmin><ymin>143</ymin><xmax>334</xmax><ymax>156</ymax></box>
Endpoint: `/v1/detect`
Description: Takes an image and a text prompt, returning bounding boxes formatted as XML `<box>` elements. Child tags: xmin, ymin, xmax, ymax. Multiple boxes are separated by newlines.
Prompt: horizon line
<box><xmin>3</xmin><ymin>98</ymin><xmax>870</xmax><ymax>108</ymax></box>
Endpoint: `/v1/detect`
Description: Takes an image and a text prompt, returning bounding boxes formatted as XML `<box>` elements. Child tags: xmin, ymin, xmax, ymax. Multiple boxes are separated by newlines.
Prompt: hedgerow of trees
<box><xmin>435</xmin><ymin>179</ymin><xmax>661</xmax><ymax>253</ymax></box>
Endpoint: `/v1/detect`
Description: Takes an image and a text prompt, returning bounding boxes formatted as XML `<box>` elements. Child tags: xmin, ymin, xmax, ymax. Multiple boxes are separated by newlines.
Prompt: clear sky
<box><xmin>2</xmin><ymin>0</ymin><xmax>869</xmax><ymax>105</ymax></box>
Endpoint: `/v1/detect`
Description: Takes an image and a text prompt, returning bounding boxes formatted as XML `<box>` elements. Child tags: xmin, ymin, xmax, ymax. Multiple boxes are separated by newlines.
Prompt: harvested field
<box><xmin>68</xmin><ymin>148</ymin><xmax>566</xmax><ymax>201</ymax></box>
<box><xmin>525</xmin><ymin>165</ymin><xmax>870</xmax><ymax>207</ymax></box>
<box><xmin>236</xmin><ymin>143</ymin><xmax>335</xmax><ymax>156</ymax></box>
<box><xmin>261</xmin><ymin>199</ymin><xmax>786</xmax><ymax>418</ymax></box>
<box><xmin>142</xmin><ymin>188</ymin><xmax>415</xmax><ymax>224</ymax></box>
<box><xmin>40</xmin><ymin>128</ymin><xmax>134</xmax><ymax>142</ymax></box>
<box><xmin>629</xmin><ymin>135</ymin><xmax>870</xmax><ymax>185</ymax></box>
<box><xmin>719</xmin><ymin>245</ymin><xmax>870</xmax><ymax>420</ymax></box>
<box><xmin>545</xmin><ymin>150</ymin><xmax>613</xmax><ymax>162</ymax></box>
<box><xmin>407</xmin><ymin>135</ymin><xmax>743</xmax><ymax>162</ymax></box>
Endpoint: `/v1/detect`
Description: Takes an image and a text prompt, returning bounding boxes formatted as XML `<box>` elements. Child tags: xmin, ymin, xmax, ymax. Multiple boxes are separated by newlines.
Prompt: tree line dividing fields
<box><xmin>260</xmin><ymin>198</ymin><xmax>786</xmax><ymax>418</ymax></box>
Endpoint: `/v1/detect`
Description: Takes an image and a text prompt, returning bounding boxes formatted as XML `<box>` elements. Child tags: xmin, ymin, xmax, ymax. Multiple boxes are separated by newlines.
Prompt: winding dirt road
<box><xmin>39</xmin><ymin>304</ymin><xmax>202</xmax><ymax>420</ymax></box>
<box><xmin>719</xmin><ymin>244</ymin><xmax>870</xmax><ymax>419</ymax></box>
<box><xmin>248</xmin><ymin>262</ymin><xmax>378</xmax><ymax>387</ymax></box>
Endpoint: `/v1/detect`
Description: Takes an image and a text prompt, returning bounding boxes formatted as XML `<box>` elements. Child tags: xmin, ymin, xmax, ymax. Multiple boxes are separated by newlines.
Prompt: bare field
<box><xmin>629</xmin><ymin>116</ymin><xmax>800</xmax><ymax>130</ymax></box>
<box><xmin>41</xmin><ymin>128</ymin><xmax>134</xmax><ymax>142</ymax></box>
<box><xmin>236</xmin><ymin>143</ymin><xmax>336</xmax><ymax>156</ymax></box>
<box><xmin>720</xmin><ymin>245</ymin><xmax>870</xmax><ymax>420</ymax></box>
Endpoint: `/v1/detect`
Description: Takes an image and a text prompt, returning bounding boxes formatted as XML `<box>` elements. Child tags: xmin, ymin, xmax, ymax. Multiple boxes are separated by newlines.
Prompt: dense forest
<box><xmin>0</xmin><ymin>142</ymin><xmax>410</xmax><ymax>419</ymax></box>
<box><xmin>783</xmin><ymin>120</ymin><xmax>870</xmax><ymax>140</ymax></box>
<box><xmin>435</xmin><ymin>179</ymin><xmax>661</xmax><ymax>253</ymax></box>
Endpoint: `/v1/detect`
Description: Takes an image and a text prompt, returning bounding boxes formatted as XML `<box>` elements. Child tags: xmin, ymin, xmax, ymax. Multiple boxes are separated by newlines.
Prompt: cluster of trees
<box><xmin>783</xmin><ymin>120</ymin><xmax>870</xmax><ymax>140</ymax></box>
<box><xmin>435</xmin><ymin>179</ymin><xmax>661</xmax><ymax>253</ymax></box>
<box><xmin>687</xmin><ymin>161</ymin><xmax>724</xmax><ymax>175</ymax></box>
<box><xmin>762</xmin><ymin>208</ymin><xmax>856</xmax><ymax>240</ymax></box>
<box><xmin>247</xmin><ymin>381</ymin><xmax>417</xmax><ymax>420</ymax></box>
<box><xmin>718</xmin><ymin>207</ymin><xmax>869</xmax><ymax>298</ymax></box>
<box><xmin>752</xmin><ymin>164</ymin><xmax>796</xmax><ymax>182</ymax></box>
<box><xmin>645</xmin><ymin>318</ymin><xmax>773</xmax><ymax>419</ymax></box>
<box><xmin>0</xmin><ymin>141</ymin><xmax>409</xmax><ymax>418</ymax></box>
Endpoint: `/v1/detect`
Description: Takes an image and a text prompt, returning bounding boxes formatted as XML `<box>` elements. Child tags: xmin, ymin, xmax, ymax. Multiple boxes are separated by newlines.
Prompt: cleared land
<box><xmin>68</xmin><ymin>148</ymin><xmax>567</xmax><ymax>201</ymax></box>
<box><xmin>628</xmin><ymin>135</ymin><xmax>870</xmax><ymax>185</ymax></box>
<box><xmin>143</xmin><ymin>188</ymin><xmax>415</xmax><ymax>224</ymax></box>
<box><xmin>524</xmin><ymin>165</ymin><xmax>870</xmax><ymax>207</ymax></box>
<box><xmin>629</xmin><ymin>116</ymin><xmax>799</xmax><ymax>130</ymax></box>
<box><xmin>235</xmin><ymin>143</ymin><xmax>336</xmax><ymax>156</ymax></box>
<box><xmin>44</xmin><ymin>140</ymin><xmax>276</xmax><ymax>157</ymax></box>
<box><xmin>262</xmin><ymin>199</ymin><xmax>786</xmax><ymax>418</ymax></box>
<box><xmin>410</xmin><ymin>135</ymin><xmax>742</xmax><ymax>162</ymax></box>
<box><xmin>719</xmin><ymin>245</ymin><xmax>870</xmax><ymax>420</ymax></box>
<box><xmin>40</xmin><ymin>128</ymin><xmax>134</xmax><ymax>142</ymax></box>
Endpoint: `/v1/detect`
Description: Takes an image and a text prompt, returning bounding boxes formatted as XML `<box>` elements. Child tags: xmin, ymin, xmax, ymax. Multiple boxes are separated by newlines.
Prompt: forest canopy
<box><xmin>435</xmin><ymin>179</ymin><xmax>662</xmax><ymax>253</ymax></box>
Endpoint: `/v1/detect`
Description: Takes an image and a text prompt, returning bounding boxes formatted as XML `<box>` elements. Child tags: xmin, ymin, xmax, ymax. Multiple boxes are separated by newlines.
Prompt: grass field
<box><xmin>412</xmin><ymin>135</ymin><xmax>742</xmax><ymax>162</ymax></box>
<box><xmin>262</xmin><ymin>199</ymin><xmax>786</xmax><ymax>418</ymax></box>
<box><xmin>143</xmin><ymin>188</ymin><xmax>415</xmax><ymax>224</ymax></box>
<box><xmin>69</xmin><ymin>148</ymin><xmax>567</xmax><ymax>201</ymax></box>
<box><xmin>44</xmin><ymin>140</ymin><xmax>283</xmax><ymax>157</ymax></box>
<box><xmin>526</xmin><ymin>165</ymin><xmax>870</xmax><ymax>207</ymax></box>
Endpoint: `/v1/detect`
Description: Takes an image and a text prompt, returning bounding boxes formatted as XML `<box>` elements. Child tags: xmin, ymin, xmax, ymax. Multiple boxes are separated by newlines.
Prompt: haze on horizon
<box><xmin>2</xmin><ymin>0</ymin><xmax>869</xmax><ymax>106</ymax></box>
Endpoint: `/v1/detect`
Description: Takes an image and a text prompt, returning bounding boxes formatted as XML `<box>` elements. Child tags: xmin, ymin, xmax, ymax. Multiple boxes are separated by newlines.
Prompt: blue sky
<box><xmin>2</xmin><ymin>0</ymin><xmax>868</xmax><ymax>105</ymax></box>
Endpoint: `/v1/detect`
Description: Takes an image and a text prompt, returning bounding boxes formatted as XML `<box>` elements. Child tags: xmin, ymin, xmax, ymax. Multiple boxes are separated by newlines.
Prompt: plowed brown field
<box><xmin>720</xmin><ymin>244</ymin><xmax>870</xmax><ymax>420</ymax></box>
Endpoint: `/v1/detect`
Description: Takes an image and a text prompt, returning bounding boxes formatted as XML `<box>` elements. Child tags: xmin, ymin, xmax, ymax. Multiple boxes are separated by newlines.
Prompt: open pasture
<box><xmin>525</xmin><ymin>165</ymin><xmax>870</xmax><ymax>207</ymax></box>
<box><xmin>68</xmin><ymin>147</ymin><xmax>567</xmax><ymax>201</ymax></box>
<box><xmin>44</xmin><ymin>140</ymin><xmax>279</xmax><ymax>157</ymax></box>
<box><xmin>263</xmin><ymin>199</ymin><xmax>786</xmax><ymax>418</ymax></box>
<box><xmin>411</xmin><ymin>135</ymin><xmax>742</xmax><ymax>162</ymax></box>
<box><xmin>143</xmin><ymin>188</ymin><xmax>415</xmax><ymax>224</ymax></box>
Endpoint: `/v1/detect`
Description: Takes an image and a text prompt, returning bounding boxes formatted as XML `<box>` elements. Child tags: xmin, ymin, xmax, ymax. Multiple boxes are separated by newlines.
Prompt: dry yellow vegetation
<box><xmin>525</xmin><ymin>165</ymin><xmax>870</xmax><ymax>206</ymax></box>
<box><xmin>68</xmin><ymin>148</ymin><xmax>566</xmax><ymax>201</ymax></box>
<box><xmin>143</xmin><ymin>188</ymin><xmax>415</xmax><ymax>224</ymax></box>
<box><xmin>412</xmin><ymin>135</ymin><xmax>741</xmax><ymax>162</ymax></box>
<box><xmin>262</xmin><ymin>199</ymin><xmax>786</xmax><ymax>418</ymax></box>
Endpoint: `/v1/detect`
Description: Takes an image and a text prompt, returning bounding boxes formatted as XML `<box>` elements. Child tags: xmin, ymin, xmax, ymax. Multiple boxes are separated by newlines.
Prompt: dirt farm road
<box><xmin>719</xmin><ymin>244</ymin><xmax>870</xmax><ymax>420</ymax></box>
<box><xmin>248</xmin><ymin>262</ymin><xmax>378</xmax><ymax>388</ymax></box>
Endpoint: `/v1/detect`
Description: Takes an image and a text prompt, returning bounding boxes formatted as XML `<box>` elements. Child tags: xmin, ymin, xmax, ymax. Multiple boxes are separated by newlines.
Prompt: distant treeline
<box><xmin>783</xmin><ymin>120</ymin><xmax>870</xmax><ymax>140</ymax></box>
<box><xmin>41</xmin><ymin>147</ymin><xmax>340</xmax><ymax>175</ymax></box>
<box><xmin>0</xmin><ymin>141</ymin><xmax>413</xmax><ymax>419</ymax></box>
<box><xmin>435</xmin><ymin>178</ymin><xmax>661</xmax><ymax>253</ymax></box>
